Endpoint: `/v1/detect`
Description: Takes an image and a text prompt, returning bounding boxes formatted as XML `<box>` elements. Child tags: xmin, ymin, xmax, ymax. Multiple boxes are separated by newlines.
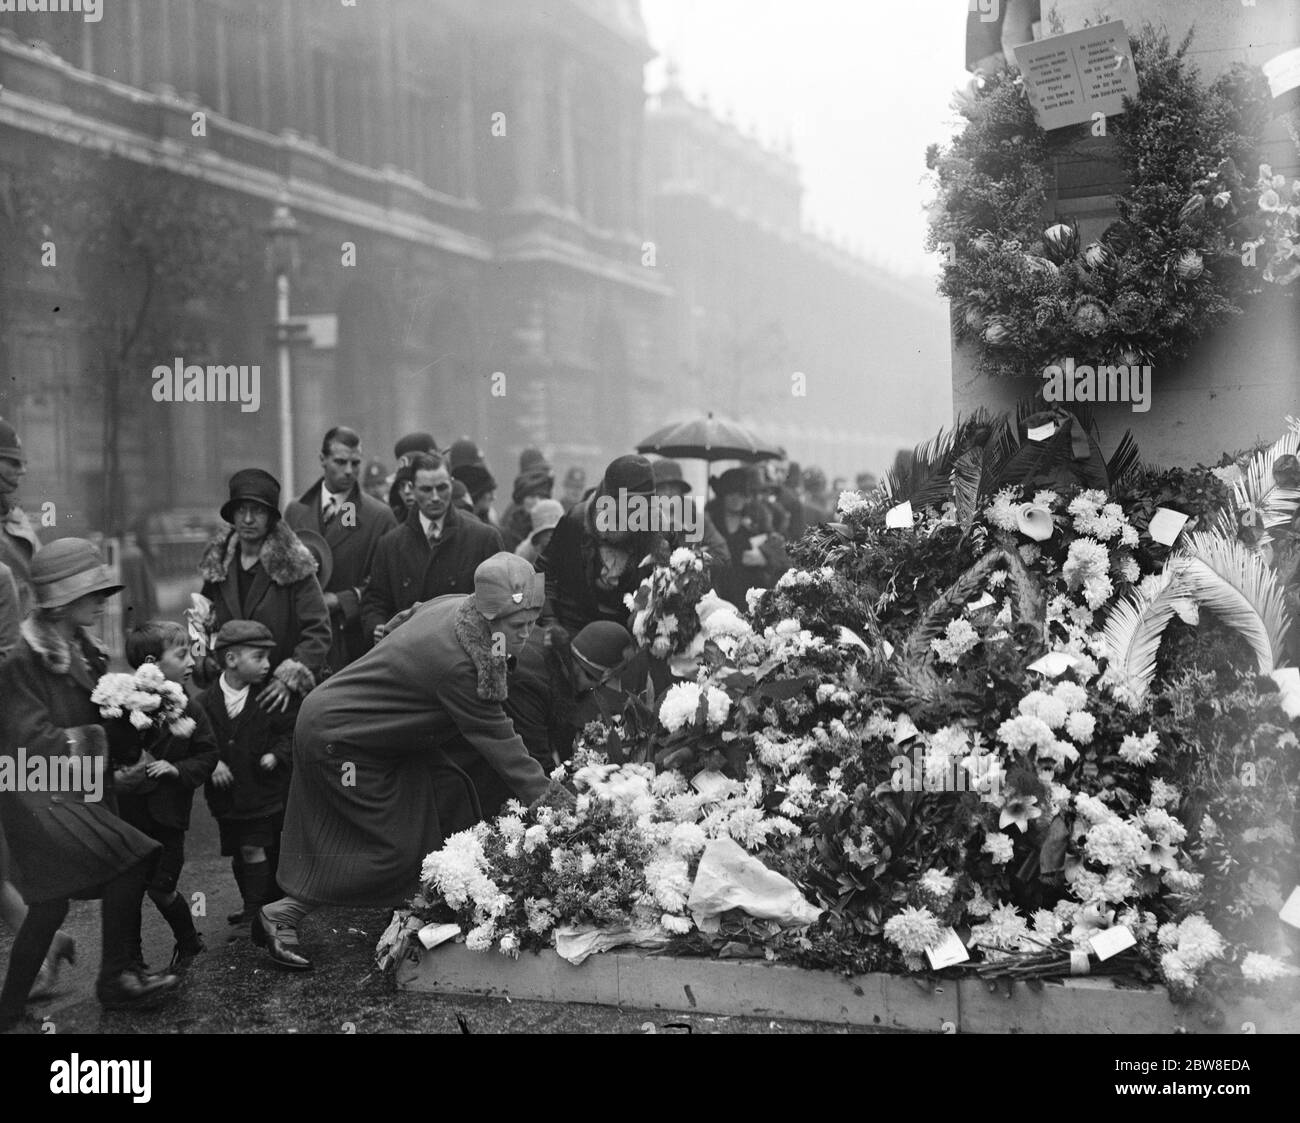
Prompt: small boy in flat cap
<box><xmin>200</xmin><ymin>620</ymin><xmax>297</xmax><ymax>927</ymax></box>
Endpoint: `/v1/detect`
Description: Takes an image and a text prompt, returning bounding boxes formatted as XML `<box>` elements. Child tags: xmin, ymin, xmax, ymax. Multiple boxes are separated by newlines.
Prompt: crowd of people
<box><xmin>0</xmin><ymin>414</ymin><xmax>875</xmax><ymax>1029</ymax></box>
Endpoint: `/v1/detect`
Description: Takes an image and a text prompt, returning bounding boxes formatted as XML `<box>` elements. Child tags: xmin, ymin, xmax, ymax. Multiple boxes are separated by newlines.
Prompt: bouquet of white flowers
<box><xmin>92</xmin><ymin>663</ymin><xmax>195</xmax><ymax>738</ymax></box>
<box><xmin>624</xmin><ymin>547</ymin><xmax>714</xmax><ymax>659</ymax></box>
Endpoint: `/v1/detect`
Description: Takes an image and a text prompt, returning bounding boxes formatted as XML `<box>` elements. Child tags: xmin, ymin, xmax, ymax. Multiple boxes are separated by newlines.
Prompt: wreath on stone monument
<box><xmin>924</xmin><ymin>26</ymin><xmax>1299</xmax><ymax>382</ymax></box>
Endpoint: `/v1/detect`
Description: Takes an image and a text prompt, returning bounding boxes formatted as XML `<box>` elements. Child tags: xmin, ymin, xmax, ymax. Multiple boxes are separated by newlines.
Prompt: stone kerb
<box><xmin>396</xmin><ymin>944</ymin><xmax>1300</xmax><ymax>1033</ymax></box>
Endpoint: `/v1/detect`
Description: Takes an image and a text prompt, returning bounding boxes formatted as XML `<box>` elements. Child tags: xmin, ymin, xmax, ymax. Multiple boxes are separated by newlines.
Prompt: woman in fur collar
<box><xmin>0</xmin><ymin>539</ymin><xmax>179</xmax><ymax>1031</ymax></box>
<box><xmin>254</xmin><ymin>553</ymin><xmax>570</xmax><ymax>971</ymax></box>
<box><xmin>198</xmin><ymin>468</ymin><xmax>330</xmax><ymax>711</ymax></box>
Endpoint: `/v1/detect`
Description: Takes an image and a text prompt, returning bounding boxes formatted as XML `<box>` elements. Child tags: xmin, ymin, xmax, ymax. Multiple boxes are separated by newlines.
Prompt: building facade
<box><xmin>0</xmin><ymin>0</ymin><xmax>950</xmax><ymax>539</ymax></box>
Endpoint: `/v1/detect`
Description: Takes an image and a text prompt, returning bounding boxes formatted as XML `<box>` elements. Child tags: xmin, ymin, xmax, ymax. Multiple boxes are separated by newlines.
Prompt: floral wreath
<box><xmin>925</xmin><ymin>26</ymin><xmax>1300</xmax><ymax>381</ymax></box>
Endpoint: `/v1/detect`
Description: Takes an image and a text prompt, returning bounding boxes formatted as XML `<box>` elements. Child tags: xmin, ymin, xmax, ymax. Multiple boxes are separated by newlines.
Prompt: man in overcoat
<box><xmin>255</xmin><ymin>553</ymin><xmax>564</xmax><ymax>970</ymax></box>
<box><xmin>361</xmin><ymin>452</ymin><xmax>502</xmax><ymax>644</ymax></box>
<box><xmin>285</xmin><ymin>426</ymin><xmax>397</xmax><ymax>669</ymax></box>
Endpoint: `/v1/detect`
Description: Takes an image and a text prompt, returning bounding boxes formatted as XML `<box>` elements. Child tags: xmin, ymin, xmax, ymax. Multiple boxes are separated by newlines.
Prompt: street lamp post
<box><xmin>264</xmin><ymin>203</ymin><xmax>302</xmax><ymax>497</ymax></box>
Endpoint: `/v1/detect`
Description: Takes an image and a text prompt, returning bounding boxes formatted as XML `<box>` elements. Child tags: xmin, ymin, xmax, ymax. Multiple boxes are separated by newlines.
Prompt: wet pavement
<box><xmin>2</xmin><ymin>806</ymin><xmax>874</xmax><ymax>1035</ymax></box>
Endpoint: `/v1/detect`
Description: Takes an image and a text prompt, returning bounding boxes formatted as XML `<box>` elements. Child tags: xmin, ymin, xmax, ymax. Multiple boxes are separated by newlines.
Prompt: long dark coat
<box><xmin>0</xmin><ymin>618</ymin><xmax>158</xmax><ymax>902</ymax></box>
<box><xmin>276</xmin><ymin>594</ymin><xmax>553</xmax><ymax>908</ymax></box>
<box><xmin>198</xmin><ymin>519</ymin><xmax>331</xmax><ymax>693</ymax></box>
<box><xmin>285</xmin><ymin>478</ymin><xmax>397</xmax><ymax>669</ymax></box>
<box><xmin>0</xmin><ymin>503</ymin><xmax>39</xmax><ymax>617</ymax></box>
<box><xmin>359</xmin><ymin>506</ymin><xmax>502</xmax><ymax>639</ymax></box>
<box><xmin>198</xmin><ymin>680</ymin><xmax>296</xmax><ymax>821</ymax></box>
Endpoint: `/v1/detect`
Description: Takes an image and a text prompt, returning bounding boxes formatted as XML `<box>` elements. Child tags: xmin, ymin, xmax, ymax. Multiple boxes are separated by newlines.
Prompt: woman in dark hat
<box><xmin>537</xmin><ymin>454</ymin><xmax>669</xmax><ymax>636</ymax></box>
<box><xmin>0</xmin><ymin>539</ymin><xmax>180</xmax><ymax>1029</ymax></box>
<box><xmin>704</xmin><ymin>467</ymin><xmax>789</xmax><ymax>609</ymax></box>
<box><xmin>452</xmin><ymin>462</ymin><xmax>500</xmax><ymax>528</ymax></box>
<box><xmin>198</xmin><ymin>469</ymin><xmax>331</xmax><ymax>712</ymax></box>
<box><xmin>500</xmin><ymin>464</ymin><xmax>555</xmax><ymax>552</ymax></box>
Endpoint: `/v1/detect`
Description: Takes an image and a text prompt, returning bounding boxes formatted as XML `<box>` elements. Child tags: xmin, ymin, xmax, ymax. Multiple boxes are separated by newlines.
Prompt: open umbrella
<box><xmin>636</xmin><ymin>412</ymin><xmax>784</xmax><ymax>463</ymax></box>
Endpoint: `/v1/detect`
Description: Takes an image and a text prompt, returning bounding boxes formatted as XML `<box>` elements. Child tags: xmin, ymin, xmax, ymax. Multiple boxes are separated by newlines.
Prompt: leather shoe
<box><xmin>169</xmin><ymin>932</ymin><xmax>206</xmax><ymax>971</ymax></box>
<box><xmin>251</xmin><ymin>909</ymin><xmax>313</xmax><ymax>971</ymax></box>
<box><xmin>96</xmin><ymin>968</ymin><xmax>179</xmax><ymax>1010</ymax></box>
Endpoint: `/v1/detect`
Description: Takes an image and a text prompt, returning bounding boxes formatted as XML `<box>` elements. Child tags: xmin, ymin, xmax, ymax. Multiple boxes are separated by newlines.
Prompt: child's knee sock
<box><xmin>151</xmin><ymin>889</ymin><xmax>199</xmax><ymax>948</ymax></box>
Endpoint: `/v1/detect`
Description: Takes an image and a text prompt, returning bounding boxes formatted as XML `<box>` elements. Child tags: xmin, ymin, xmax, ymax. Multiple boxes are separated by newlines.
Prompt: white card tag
<box><xmin>690</xmin><ymin>770</ymin><xmax>732</xmax><ymax>799</ymax></box>
<box><xmin>925</xmin><ymin>927</ymin><xmax>970</xmax><ymax>970</ymax></box>
<box><xmin>1089</xmin><ymin>925</ymin><xmax>1136</xmax><ymax>960</ymax></box>
<box><xmin>417</xmin><ymin>922</ymin><xmax>462</xmax><ymax>950</ymax></box>
<box><xmin>881</xmin><ymin>640</ymin><xmax>895</xmax><ymax>660</ymax></box>
<box><xmin>1027</xmin><ymin>422</ymin><xmax>1056</xmax><ymax>442</ymax></box>
<box><xmin>837</xmin><ymin>626</ymin><xmax>870</xmax><ymax>652</ymax></box>
<box><xmin>885</xmin><ymin>501</ymin><xmax>913</xmax><ymax>529</ymax></box>
<box><xmin>1028</xmin><ymin>651</ymin><xmax>1078</xmax><ymax>677</ymax></box>
<box><xmin>892</xmin><ymin>714</ymin><xmax>920</xmax><ymax>744</ymax></box>
<box><xmin>966</xmin><ymin>592</ymin><xmax>997</xmax><ymax>612</ymax></box>
<box><xmin>1271</xmin><ymin>669</ymin><xmax>1300</xmax><ymax>720</ymax></box>
<box><xmin>1147</xmin><ymin>507</ymin><xmax>1190</xmax><ymax>546</ymax></box>
<box><xmin>1280</xmin><ymin>886</ymin><xmax>1300</xmax><ymax>929</ymax></box>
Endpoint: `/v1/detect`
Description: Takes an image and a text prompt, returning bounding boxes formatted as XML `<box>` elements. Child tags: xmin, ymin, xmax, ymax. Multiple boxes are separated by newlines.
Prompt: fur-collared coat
<box><xmin>285</xmin><ymin>479</ymin><xmax>397</xmax><ymax>669</ymax></box>
<box><xmin>0</xmin><ymin>618</ymin><xmax>159</xmax><ymax>902</ymax></box>
<box><xmin>277</xmin><ymin>593</ymin><xmax>555</xmax><ymax>908</ymax></box>
<box><xmin>199</xmin><ymin>519</ymin><xmax>331</xmax><ymax>693</ymax></box>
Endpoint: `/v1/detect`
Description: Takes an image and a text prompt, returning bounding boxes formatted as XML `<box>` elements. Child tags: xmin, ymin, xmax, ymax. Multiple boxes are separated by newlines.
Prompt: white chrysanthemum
<box><xmin>1173</xmin><ymin>915</ymin><xmax>1226</xmax><ymax>970</ymax></box>
<box><xmin>971</xmin><ymin>903</ymin><xmax>1029</xmax><ymax>952</ymax></box>
<box><xmin>1160</xmin><ymin>950</ymin><xmax>1198</xmax><ymax>989</ymax></box>
<box><xmin>920</xmin><ymin>869</ymin><xmax>954</xmax><ymax>898</ymax></box>
<box><xmin>1241</xmin><ymin>952</ymin><xmax>1299</xmax><ymax>984</ymax></box>
<box><xmin>1115</xmin><ymin>555</ymin><xmax>1141</xmax><ymax>583</ymax></box>
<box><xmin>1018</xmin><ymin>690</ymin><xmax>1069</xmax><ymax>730</ymax></box>
<box><xmin>522</xmin><ymin>824</ymin><xmax>549</xmax><ymax>853</ymax></box>
<box><xmin>1031</xmin><ymin>908</ymin><xmax>1062</xmax><ymax>939</ymax></box>
<box><xmin>965</xmin><ymin>883</ymin><xmax>995</xmax><ymax>918</ymax></box>
<box><xmin>1052</xmin><ymin>681</ymin><xmax>1088</xmax><ymax>712</ymax></box>
<box><xmin>1063</xmin><ymin>538</ymin><xmax>1110</xmax><ymax>588</ymax></box>
<box><xmin>1118</xmin><ymin>730</ymin><xmax>1160</xmax><ymax>766</ymax></box>
<box><xmin>987</xmin><ymin>488</ymin><xmax>1022</xmax><ymax>532</ymax></box>
<box><xmin>1084</xmin><ymin>818</ymin><xmax>1148</xmax><ymax>870</ymax></box>
<box><xmin>1141</xmin><ymin>807</ymin><xmax>1186</xmax><ymax>845</ymax></box>
<box><xmin>997</xmin><ymin>714</ymin><xmax>1056</xmax><ymax>755</ymax></box>
<box><xmin>668</xmin><ymin>821</ymin><xmax>707</xmax><ymax>858</ymax></box>
<box><xmin>645</xmin><ymin>855</ymin><xmax>692</xmax><ymax>913</ymax></box>
<box><xmin>1033</xmin><ymin>490</ymin><xmax>1060</xmax><ymax>508</ymax></box>
<box><xmin>498</xmin><ymin>932</ymin><xmax>520</xmax><ymax>957</ymax></box>
<box><xmin>883</xmin><ymin>906</ymin><xmax>944</xmax><ymax>955</ymax></box>
<box><xmin>1148</xmin><ymin>779</ymin><xmax>1179</xmax><ymax>808</ymax></box>
<box><xmin>1081</xmin><ymin>574</ymin><xmax>1114</xmax><ymax>610</ymax></box>
<box><xmin>524</xmin><ymin>897</ymin><xmax>555</xmax><ymax>935</ymax></box>
<box><xmin>982</xmin><ymin>832</ymin><xmax>1014</xmax><ymax>864</ymax></box>
<box><xmin>659</xmin><ymin>682</ymin><xmax>702</xmax><ymax>733</ymax></box>
<box><xmin>836</xmin><ymin>490</ymin><xmax>872</xmax><ymax>517</ymax></box>
<box><xmin>465</xmin><ymin>921</ymin><xmax>496</xmax><ymax>952</ymax></box>
<box><xmin>1074</xmin><ymin>792</ymin><xmax>1115</xmax><ymax>824</ymax></box>
<box><xmin>651</xmin><ymin>771</ymin><xmax>687</xmax><ymax>798</ymax></box>
<box><xmin>704</xmin><ymin>686</ymin><xmax>731</xmax><ymax>727</ymax></box>
<box><xmin>1100</xmin><ymin>870</ymin><xmax>1136</xmax><ymax>903</ymax></box>
<box><xmin>668</xmin><ymin>546</ymin><xmax>697</xmax><ymax>569</ymax></box>
<box><xmin>930</xmin><ymin>618</ymin><xmax>980</xmax><ymax>664</ymax></box>
<box><xmin>1162</xmin><ymin>868</ymin><xmax>1202</xmax><ymax>894</ymax></box>
<box><xmin>1063</xmin><ymin>711</ymin><xmax>1096</xmax><ymax>745</ymax></box>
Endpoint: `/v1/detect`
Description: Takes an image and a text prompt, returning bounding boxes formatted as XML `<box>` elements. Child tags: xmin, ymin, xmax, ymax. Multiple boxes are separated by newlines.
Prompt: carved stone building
<box><xmin>0</xmin><ymin>0</ymin><xmax>949</xmax><ymax>535</ymax></box>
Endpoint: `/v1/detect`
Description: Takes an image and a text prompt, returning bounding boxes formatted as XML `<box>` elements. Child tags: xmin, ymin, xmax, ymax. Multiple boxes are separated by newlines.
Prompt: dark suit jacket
<box><xmin>285</xmin><ymin>479</ymin><xmax>397</xmax><ymax>668</ymax></box>
<box><xmin>360</xmin><ymin>506</ymin><xmax>502</xmax><ymax>638</ymax></box>
<box><xmin>199</xmin><ymin>679</ymin><xmax>296</xmax><ymax>821</ymax></box>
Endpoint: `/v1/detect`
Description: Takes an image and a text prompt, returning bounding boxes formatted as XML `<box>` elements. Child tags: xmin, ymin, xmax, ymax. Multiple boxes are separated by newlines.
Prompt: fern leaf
<box><xmin>1105</xmin><ymin>430</ymin><xmax>1143</xmax><ymax>486</ymax></box>
<box><xmin>1179</xmin><ymin>530</ymin><xmax>1292</xmax><ymax>672</ymax></box>
<box><xmin>1231</xmin><ymin>419</ymin><xmax>1300</xmax><ymax>542</ymax></box>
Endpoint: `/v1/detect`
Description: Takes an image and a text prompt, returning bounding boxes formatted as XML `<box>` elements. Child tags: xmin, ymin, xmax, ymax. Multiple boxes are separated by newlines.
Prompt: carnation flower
<box><xmin>883</xmin><ymin>906</ymin><xmax>944</xmax><ymax>955</ymax></box>
<box><xmin>982</xmin><ymin>832</ymin><xmax>1014</xmax><ymax>864</ymax></box>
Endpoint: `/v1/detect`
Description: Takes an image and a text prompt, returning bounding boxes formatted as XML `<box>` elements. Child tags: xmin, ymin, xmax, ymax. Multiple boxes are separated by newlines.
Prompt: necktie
<box><xmin>323</xmin><ymin>496</ymin><xmax>338</xmax><ymax>525</ymax></box>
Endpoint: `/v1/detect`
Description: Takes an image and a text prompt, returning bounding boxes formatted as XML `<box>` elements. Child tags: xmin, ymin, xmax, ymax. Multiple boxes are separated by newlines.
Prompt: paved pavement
<box><xmin>1</xmin><ymin>805</ymin><xmax>877</xmax><ymax>1034</ymax></box>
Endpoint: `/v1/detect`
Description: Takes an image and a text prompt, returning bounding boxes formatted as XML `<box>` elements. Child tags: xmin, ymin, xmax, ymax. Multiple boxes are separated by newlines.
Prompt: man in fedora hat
<box><xmin>199</xmin><ymin>468</ymin><xmax>331</xmax><ymax>713</ymax></box>
<box><xmin>285</xmin><ymin>426</ymin><xmax>397</xmax><ymax>670</ymax></box>
<box><xmin>0</xmin><ymin>539</ymin><xmax>180</xmax><ymax>1028</ymax></box>
<box><xmin>0</xmin><ymin>417</ymin><xmax>40</xmax><ymax>616</ymax></box>
<box><xmin>256</xmin><ymin>553</ymin><xmax>567</xmax><ymax>970</ymax></box>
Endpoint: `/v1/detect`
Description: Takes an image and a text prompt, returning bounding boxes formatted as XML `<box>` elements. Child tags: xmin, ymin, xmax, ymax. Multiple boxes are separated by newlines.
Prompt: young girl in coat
<box><xmin>0</xmin><ymin>540</ymin><xmax>179</xmax><ymax>1031</ymax></box>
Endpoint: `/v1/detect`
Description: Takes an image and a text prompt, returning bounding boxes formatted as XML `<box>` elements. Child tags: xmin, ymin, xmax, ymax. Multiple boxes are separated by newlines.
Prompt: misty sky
<box><xmin>641</xmin><ymin>0</ymin><xmax>971</xmax><ymax>279</ymax></box>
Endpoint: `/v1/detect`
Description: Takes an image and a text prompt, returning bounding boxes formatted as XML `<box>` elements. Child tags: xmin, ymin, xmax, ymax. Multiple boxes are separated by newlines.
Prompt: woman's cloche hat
<box><xmin>31</xmin><ymin>538</ymin><xmax>124</xmax><ymax>609</ymax></box>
